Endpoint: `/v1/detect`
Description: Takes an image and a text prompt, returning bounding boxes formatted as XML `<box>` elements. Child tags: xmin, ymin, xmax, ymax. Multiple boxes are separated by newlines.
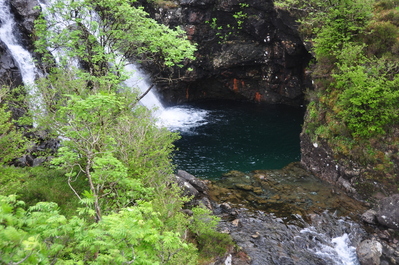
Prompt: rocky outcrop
<box><xmin>175</xmin><ymin>169</ymin><xmax>212</xmax><ymax>208</ymax></box>
<box><xmin>300</xmin><ymin>133</ymin><xmax>364</xmax><ymax>199</ymax></box>
<box><xmin>300</xmin><ymin>126</ymin><xmax>399</xmax><ymax>204</ymax></box>
<box><xmin>3</xmin><ymin>0</ymin><xmax>311</xmax><ymax>106</ymax></box>
<box><xmin>10</xmin><ymin>0</ymin><xmax>40</xmax><ymax>37</ymax></box>
<box><xmin>147</xmin><ymin>0</ymin><xmax>311</xmax><ymax>106</ymax></box>
<box><xmin>359</xmin><ymin>196</ymin><xmax>399</xmax><ymax>265</ymax></box>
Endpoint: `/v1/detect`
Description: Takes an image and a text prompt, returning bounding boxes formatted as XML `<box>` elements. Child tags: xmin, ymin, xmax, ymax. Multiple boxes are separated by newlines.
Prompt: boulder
<box><xmin>177</xmin><ymin>169</ymin><xmax>208</xmax><ymax>193</ymax></box>
<box><xmin>356</xmin><ymin>239</ymin><xmax>382</xmax><ymax>265</ymax></box>
<box><xmin>376</xmin><ymin>194</ymin><xmax>399</xmax><ymax>230</ymax></box>
<box><xmin>174</xmin><ymin>174</ymin><xmax>199</xmax><ymax>198</ymax></box>
<box><xmin>174</xmin><ymin>170</ymin><xmax>211</xmax><ymax>208</ymax></box>
<box><xmin>361</xmin><ymin>209</ymin><xmax>378</xmax><ymax>225</ymax></box>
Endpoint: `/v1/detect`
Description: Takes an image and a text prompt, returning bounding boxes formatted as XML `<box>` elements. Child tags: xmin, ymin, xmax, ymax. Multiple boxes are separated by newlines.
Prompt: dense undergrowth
<box><xmin>0</xmin><ymin>0</ymin><xmax>234</xmax><ymax>263</ymax></box>
<box><xmin>275</xmin><ymin>0</ymin><xmax>399</xmax><ymax>197</ymax></box>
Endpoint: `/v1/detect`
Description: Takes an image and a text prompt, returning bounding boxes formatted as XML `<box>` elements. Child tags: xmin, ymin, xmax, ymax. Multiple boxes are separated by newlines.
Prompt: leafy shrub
<box><xmin>333</xmin><ymin>46</ymin><xmax>399</xmax><ymax>138</ymax></box>
<box><xmin>378</xmin><ymin>8</ymin><xmax>399</xmax><ymax>26</ymax></box>
<box><xmin>364</xmin><ymin>21</ymin><xmax>399</xmax><ymax>57</ymax></box>
<box><xmin>0</xmin><ymin>196</ymin><xmax>199</xmax><ymax>264</ymax></box>
<box><xmin>374</xmin><ymin>0</ymin><xmax>399</xmax><ymax>11</ymax></box>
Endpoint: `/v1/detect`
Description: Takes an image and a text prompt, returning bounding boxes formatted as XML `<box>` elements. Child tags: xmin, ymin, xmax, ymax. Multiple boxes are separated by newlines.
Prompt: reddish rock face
<box><xmin>147</xmin><ymin>0</ymin><xmax>312</xmax><ymax>106</ymax></box>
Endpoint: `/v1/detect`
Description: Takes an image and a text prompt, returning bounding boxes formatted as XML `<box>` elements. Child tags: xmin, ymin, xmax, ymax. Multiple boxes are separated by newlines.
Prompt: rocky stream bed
<box><xmin>176</xmin><ymin>163</ymin><xmax>399</xmax><ymax>265</ymax></box>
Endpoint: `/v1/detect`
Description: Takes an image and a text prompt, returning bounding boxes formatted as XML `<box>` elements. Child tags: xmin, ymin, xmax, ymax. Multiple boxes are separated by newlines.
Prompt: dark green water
<box><xmin>172</xmin><ymin>100</ymin><xmax>305</xmax><ymax>179</ymax></box>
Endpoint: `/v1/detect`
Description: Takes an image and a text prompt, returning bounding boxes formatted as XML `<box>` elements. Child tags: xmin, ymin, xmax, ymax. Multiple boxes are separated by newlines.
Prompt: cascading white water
<box><xmin>124</xmin><ymin>64</ymin><xmax>208</xmax><ymax>131</ymax></box>
<box><xmin>123</xmin><ymin>63</ymin><xmax>208</xmax><ymax>131</ymax></box>
<box><xmin>124</xmin><ymin>63</ymin><xmax>164</xmax><ymax>112</ymax></box>
<box><xmin>38</xmin><ymin>0</ymin><xmax>207</xmax><ymax>132</ymax></box>
<box><xmin>300</xmin><ymin>225</ymin><xmax>361</xmax><ymax>265</ymax></box>
<box><xmin>0</xmin><ymin>0</ymin><xmax>43</xmax><ymax>113</ymax></box>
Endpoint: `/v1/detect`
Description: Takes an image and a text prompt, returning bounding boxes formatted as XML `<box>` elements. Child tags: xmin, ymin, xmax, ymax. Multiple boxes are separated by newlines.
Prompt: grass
<box><xmin>0</xmin><ymin>165</ymin><xmax>88</xmax><ymax>217</ymax></box>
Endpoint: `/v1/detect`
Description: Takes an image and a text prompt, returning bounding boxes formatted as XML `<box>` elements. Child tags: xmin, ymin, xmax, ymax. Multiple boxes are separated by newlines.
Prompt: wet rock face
<box><xmin>10</xmin><ymin>0</ymin><xmax>40</xmax><ymax>35</ymax></box>
<box><xmin>300</xmin><ymin>131</ymin><xmax>398</xmax><ymax>204</ymax></box>
<box><xmin>150</xmin><ymin>0</ymin><xmax>311</xmax><ymax>106</ymax></box>
<box><xmin>0</xmin><ymin>42</ymin><xmax>23</xmax><ymax>88</ymax></box>
<box><xmin>299</xmin><ymin>132</ymin><xmax>369</xmax><ymax>202</ymax></box>
<box><xmin>0</xmin><ymin>0</ymin><xmax>40</xmax><ymax>89</ymax></box>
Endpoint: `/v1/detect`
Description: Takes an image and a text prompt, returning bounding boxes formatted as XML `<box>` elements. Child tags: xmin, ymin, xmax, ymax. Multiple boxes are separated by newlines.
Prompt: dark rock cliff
<box><xmin>145</xmin><ymin>0</ymin><xmax>312</xmax><ymax>106</ymax></box>
<box><xmin>3</xmin><ymin>0</ymin><xmax>311</xmax><ymax>106</ymax></box>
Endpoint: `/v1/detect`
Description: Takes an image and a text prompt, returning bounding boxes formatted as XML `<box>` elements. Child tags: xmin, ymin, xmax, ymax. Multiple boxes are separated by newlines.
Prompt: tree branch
<box><xmin>136</xmin><ymin>84</ymin><xmax>154</xmax><ymax>103</ymax></box>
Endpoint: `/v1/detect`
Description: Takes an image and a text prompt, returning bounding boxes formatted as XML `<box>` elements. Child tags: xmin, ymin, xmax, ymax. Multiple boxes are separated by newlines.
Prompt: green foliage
<box><xmin>233</xmin><ymin>8</ymin><xmax>248</xmax><ymax>29</ymax></box>
<box><xmin>205</xmin><ymin>18</ymin><xmax>218</xmax><ymax>30</ymax></box>
<box><xmin>45</xmin><ymin>89</ymin><xmax>177</xmax><ymax>220</ymax></box>
<box><xmin>0</xmin><ymin>195</ymin><xmax>198</xmax><ymax>264</ymax></box>
<box><xmin>313</xmin><ymin>0</ymin><xmax>373</xmax><ymax>59</ymax></box>
<box><xmin>375</xmin><ymin>0</ymin><xmax>399</xmax><ymax>10</ymax></box>
<box><xmin>364</xmin><ymin>20</ymin><xmax>399</xmax><ymax>57</ymax></box>
<box><xmin>25</xmin><ymin>0</ymin><xmax>232</xmax><ymax>262</ymax></box>
<box><xmin>280</xmin><ymin>0</ymin><xmax>399</xmax><ymax>191</ymax></box>
<box><xmin>205</xmin><ymin>3</ymin><xmax>249</xmax><ymax>43</ymax></box>
<box><xmin>0</xmin><ymin>166</ymin><xmax>30</xmax><ymax>195</ymax></box>
<box><xmin>333</xmin><ymin>45</ymin><xmax>399</xmax><ymax>138</ymax></box>
<box><xmin>0</xmin><ymin>86</ymin><xmax>29</xmax><ymax>165</ymax></box>
<box><xmin>35</xmin><ymin>0</ymin><xmax>196</xmax><ymax>75</ymax></box>
<box><xmin>189</xmin><ymin>207</ymin><xmax>234</xmax><ymax>259</ymax></box>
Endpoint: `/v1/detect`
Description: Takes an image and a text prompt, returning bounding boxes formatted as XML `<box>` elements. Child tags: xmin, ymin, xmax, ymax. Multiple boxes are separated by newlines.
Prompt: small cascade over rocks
<box><xmin>208</xmin><ymin>162</ymin><xmax>369</xmax><ymax>265</ymax></box>
<box><xmin>215</xmin><ymin>209</ymin><xmax>365</xmax><ymax>265</ymax></box>
<box><xmin>124</xmin><ymin>63</ymin><xmax>164</xmax><ymax>112</ymax></box>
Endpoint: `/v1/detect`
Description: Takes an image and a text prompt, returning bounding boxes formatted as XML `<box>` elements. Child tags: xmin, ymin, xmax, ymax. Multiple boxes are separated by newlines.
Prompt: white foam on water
<box><xmin>300</xmin><ymin>227</ymin><xmax>360</xmax><ymax>265</ymax></box>
<box><xmin>332</xmin><ymin>234</ymin><xmax>359</xmax><ymax>265</ymax></box>
<box><xmin>157</xmin><ymin>105</ymin><xmax>208</xmax><ymax>132</ymax></box>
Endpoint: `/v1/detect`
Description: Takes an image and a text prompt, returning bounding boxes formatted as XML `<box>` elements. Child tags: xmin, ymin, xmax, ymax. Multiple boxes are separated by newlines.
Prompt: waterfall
<box><xmin>0</xmin><ymin>0</ymin><xmax>43</xmax><ymax>114</ymax></box>
<box><xmin>124</xmin><ymin>63</ymin><xmax>164</xmax><ymax>112</ymax></box>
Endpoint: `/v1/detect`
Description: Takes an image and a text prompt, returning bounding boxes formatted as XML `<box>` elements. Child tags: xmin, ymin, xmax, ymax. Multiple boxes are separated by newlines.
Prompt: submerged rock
<box><xmin>208</xmin><ymin>162</ymin><xmax>367</xmax><ymax>220</ymax></box>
